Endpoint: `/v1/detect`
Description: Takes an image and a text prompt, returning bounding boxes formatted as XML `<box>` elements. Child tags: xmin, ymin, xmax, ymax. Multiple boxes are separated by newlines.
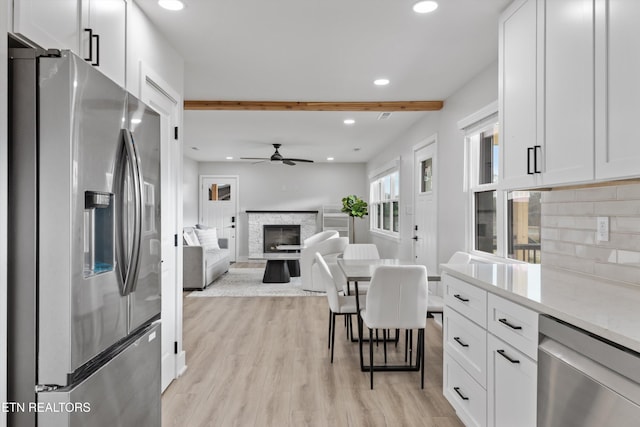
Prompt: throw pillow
<box><xmin>183</xmin><ymin>228</ymin><xmax>199</xmax><ymax>246</ymax></box>
<box><xmin>194</xmin><ymin>227</ymin><xmax>220</xmax><ymax>250</ymax></box>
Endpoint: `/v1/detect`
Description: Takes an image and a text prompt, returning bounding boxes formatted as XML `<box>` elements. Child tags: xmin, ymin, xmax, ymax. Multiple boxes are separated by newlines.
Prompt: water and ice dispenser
<box><xmin>84</xmin><ymin>191</ymin><xmax>114</xmax><ymax>277</ymax></box>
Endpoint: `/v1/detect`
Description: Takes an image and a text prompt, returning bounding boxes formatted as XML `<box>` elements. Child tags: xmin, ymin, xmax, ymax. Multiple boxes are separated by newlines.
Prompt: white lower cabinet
<box><xmin>443</xmin><ymin>274</ymin><xmax>539</xmax><ymax>427</ymax></box>
<box><xmin>444</xmin><ymin>353</ymin><xmax>487</xmax><ymax>427</ymax></box>
<box><xmin>487</xmin><ymin>334</ymin><xmax>537</xmax><ymax>427</ymax></box>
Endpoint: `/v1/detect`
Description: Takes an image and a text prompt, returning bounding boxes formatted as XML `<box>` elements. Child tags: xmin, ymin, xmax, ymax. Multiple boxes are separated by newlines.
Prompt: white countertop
<box><xmin>440</xmin><ymin>263</ymin><xmax>640</xmax><ymax>354</ymax></box>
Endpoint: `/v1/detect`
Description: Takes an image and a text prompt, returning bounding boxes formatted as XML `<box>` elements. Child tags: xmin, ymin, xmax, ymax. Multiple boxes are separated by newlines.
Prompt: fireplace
<box><xmin>263</xmin><ymin>224</ymin><xmax>301</xmax><ymax>252</ymax></box>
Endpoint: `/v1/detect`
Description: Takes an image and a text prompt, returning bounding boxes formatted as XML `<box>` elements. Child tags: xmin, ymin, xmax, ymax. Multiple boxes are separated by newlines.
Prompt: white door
<box><xmin>199</xmin><ymin>176</ymin><xmax>238</xmax><ymax>262</ymax></box>
<box><xmin>413</xmin><ymin>139</ymin><xmax>438</xmax><ymax>275</ymax></box>
<box><xmin>140</xmin><ymin>67</ymin><xmax>182</xmax><ymax>392</ymax></box>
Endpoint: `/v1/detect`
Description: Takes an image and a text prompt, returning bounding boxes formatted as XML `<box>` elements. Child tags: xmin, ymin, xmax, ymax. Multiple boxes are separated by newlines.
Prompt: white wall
<box><xmin>126</xmin><ymin>2</ymin><xmax>184</xmax><ymax>98</ymax></box>
<box><xmin>183</xmin><ymin>157</ymin><xmax>199</xmax><ymax>225</ymax></box>
<box><xmin>197</xmin><ymin>162</ymin><xmax>368</xmax><ymax>258</ymax></box>
<box><xmin>1</xmin><ymin>0</ymin><xmax>9</xmax><ymax>424</ymax></box>
<box><xmin>367</xmin><ymin>61</ymin><xmax>499</xmax><ymax>270</ymax></box>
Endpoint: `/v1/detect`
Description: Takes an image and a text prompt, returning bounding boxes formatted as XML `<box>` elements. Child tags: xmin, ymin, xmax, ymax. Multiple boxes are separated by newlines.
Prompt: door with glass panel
<box><xmin>413</xmin><ymin>140</ymin><xmax>437</xmax><ymax>274</ymax></box>
<box><xmin>199</xmin><ymin>176</ymin><xmax>238</xmax><ymax>262</ymax></box>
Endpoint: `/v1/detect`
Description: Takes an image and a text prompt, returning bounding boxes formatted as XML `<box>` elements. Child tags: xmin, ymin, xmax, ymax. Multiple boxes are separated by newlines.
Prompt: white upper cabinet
<box><xmin>501</xmin><ymin>0</ymin><xmax>596</xmax><ymax>190</ymax></box>
<box><xmin>81</xmin><ymin>0</ymin><xmax>126</xmax><ymax>86</ymax></box>
<box><xmin>12</xmin><ymin>0</ymin><xmax>126</xmax><ymax>87</ymax></box>
<box><xmin>541</xmin><ymin>0</ymin><xmax>594</xmax><ymax>185</ymax></box>
<box><xmin>12</xmin><ymin>0</ymin><xmax>79</xmax><ymax>51</ymax></box>
<box><xmin>501</xmin><ymin>0</ymin><xmax>640</xmax><ymax>188</ymax></box>
<box><xmin>500</xmin><ymin>0</ymin><xmax>540</xmax><ymax>190</ymax></box>
<box><xmin>595</xmin><ymin>0</ymin><xmax>640</xmax><ymax>179</ymax></box>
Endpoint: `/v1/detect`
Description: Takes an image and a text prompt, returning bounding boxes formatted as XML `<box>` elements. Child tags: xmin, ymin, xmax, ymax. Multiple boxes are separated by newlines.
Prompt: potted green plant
<box><xmin>341</xmin><ymin>195</ymin><xmax>368</xmax><ymax>242</ymax></box>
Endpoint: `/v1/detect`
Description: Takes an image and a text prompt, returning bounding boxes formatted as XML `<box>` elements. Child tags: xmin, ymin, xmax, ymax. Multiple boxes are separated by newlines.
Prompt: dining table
<box><xmin>337</xmin><ymin>258</ymin><xmax>437</xmax><ymax>372</ymax></box>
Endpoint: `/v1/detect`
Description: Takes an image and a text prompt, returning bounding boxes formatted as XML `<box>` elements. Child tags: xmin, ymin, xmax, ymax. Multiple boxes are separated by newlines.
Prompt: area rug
<box><xmin>187</xmin><ymin>268</ymin><xmax>322</xmax><ymax>297</ymax></box>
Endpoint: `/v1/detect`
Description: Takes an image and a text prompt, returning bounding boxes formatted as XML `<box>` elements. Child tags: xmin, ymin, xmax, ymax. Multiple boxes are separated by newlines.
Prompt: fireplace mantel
<box><xmin>246</xmin><ymin>210</ymin><xmax>318</xmax><ymax>214</ymax></box>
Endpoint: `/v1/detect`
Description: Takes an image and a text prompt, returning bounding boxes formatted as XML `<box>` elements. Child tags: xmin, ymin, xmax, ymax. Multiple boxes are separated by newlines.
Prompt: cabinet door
<box><xmin>81</xmin><ymin>0</ymin><xmax>126</xmax><ymax>86</ymax></box>
<box><xmin>500</xmin><ymin>0</ymin><xmax>540</xmax><ymax>190</ymax></box>
<box><xmin>541</xmin><ymin>0</ymin><xmax>595</xmax><ymax>186</ymax></box>
<box><xmin>487</xmin><ymin>334</ymin><xmax>537</xmax><ymax>427</ymax></box>
<box><xmin>13</xmin><ymin>0</ymin><xmax>79</xmax><ymax>51</ymax></box>
<box><xmin>595</xmin><ymin>0</ymin><xmax>640</xmax><ymax>179</ymax></box>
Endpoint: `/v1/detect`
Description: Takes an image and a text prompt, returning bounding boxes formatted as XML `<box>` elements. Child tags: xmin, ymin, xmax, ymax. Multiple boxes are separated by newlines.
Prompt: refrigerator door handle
<box><xmin>125</xmin><ymin>129</ymin><xmax>144</xmax><ymax>294</ymax></box>
<box><xmin>115</xmin><ymin>129</ymin><xmax>143</xmax><ymax>296</ymax></box>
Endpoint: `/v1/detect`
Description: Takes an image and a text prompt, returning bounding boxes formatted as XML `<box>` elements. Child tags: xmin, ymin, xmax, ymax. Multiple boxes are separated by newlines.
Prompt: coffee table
<box><xmin>249</xmin><ymin>252</ymin><xmax>302</xmax><ymax>283</ymax></box>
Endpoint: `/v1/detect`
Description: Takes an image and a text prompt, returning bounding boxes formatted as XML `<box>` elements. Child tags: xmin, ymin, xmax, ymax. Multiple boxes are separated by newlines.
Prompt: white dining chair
<box><xmin>360</xmin><ymin>265</ymin><xmax>428</xmax><ymax>389</ymax></box>
<box><xmin>301</xmin><ymin>237</ymin><xmax>348</xmax><ymax>292</ymax></box>
<box><xmin>313</xmin><ymin>252</ymin><xmax>359</xmax><ymax>363</ymax></box>
<box><xmin>341</xmin><ymin>243</ymin><xmax>380</xmax><ymax>295</ymax></box>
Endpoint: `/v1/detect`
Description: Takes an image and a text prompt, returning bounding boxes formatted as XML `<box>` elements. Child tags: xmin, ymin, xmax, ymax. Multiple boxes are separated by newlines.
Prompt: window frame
<box><xmin>461</xmin><ymin>102</ymin><xmax>539</xmax><ymax>264</ymax></box>
<box><xmin>466</xmin><ymin>121</ymin><xmax>506</xmax><ymax>259</ymax></box>
<box><xmin>369</xmin><ymin>168</ymin><xmax>400</xmax><ymax>239</ymax></box>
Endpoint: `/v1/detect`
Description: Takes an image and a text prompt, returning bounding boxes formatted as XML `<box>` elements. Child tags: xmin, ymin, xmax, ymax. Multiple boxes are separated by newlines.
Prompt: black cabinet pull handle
<box><xmin>534</xmin><ymin>145</ymin><xmax>541</xmax><ymax>173</ymax></box>
<box><xmin>453</xmin><ymin>387</ymin><xmax>469</xmax><ymax>401</ymax></box>
<box><xmin>527</xmin><ymin>147</ymin><xmax>534</xmax><ymax>174</ymax></box>
<box><xmin>454</xmin><ymin>336</ymin><xmax>469</xmax><ymax>348</ymax></box>
<box><xmin>497</xmin><ymin>349</ymin><xmax>520</xmax><ymax>364</ymax></box>
<box><xmin>92</xmin><ymin>33</ymin><xmax>100</xmax><ymax>66</ymax></box>
<box><xmin>454</xmin><ymin>294</ymin><xmax>469</xmax><ymax>303</ymax></box>
<box><xmin>84</xmin><ymin>28</ymin><xmax>93</xmax><ymax>62</ymax></box>
<box><xmin>498</xmin><ymin>318</ymin><xmax>522</xmax><ymax>330</ymax></box>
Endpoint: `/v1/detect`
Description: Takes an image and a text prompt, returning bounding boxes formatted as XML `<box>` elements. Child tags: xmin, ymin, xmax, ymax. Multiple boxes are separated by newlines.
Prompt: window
<box><xmin>464</xmin><ymin>106</ymin><xmax>541</xmax><ymax>264</ymax></box>
<box><xmin>370</xmin><ymin>170</ymin><xmax>400</xmax><ymax>235</ymax></box>
<box><xmin>469</xmin><ymin>123</ymin><xmax>500</xmax><ymax>255</ymax></box>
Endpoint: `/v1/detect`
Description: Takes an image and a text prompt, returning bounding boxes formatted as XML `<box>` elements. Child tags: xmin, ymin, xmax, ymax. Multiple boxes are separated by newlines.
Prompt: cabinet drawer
<box><xmin>444</xmin><ymin>307</ymin><xmax>487</xmax><ymax>388</ymax></box>
<box><xmin>487</xmin><ymin>293</ymin><xmax>538</xmax><ymax>360</ymax></box>
<box><xmin>487</xmin><ymin>334</ymin><xmax>537</xmax><ymax>427</ymax></box>
<box><xmin>444</xmin><ymin>353</ymin><xmax>487</xmax><ymax>427</ymax></box>
<box><xmin>444</xmin><ymin>275</ymin><xmax>487</xmax><ymax>328</ymax></box>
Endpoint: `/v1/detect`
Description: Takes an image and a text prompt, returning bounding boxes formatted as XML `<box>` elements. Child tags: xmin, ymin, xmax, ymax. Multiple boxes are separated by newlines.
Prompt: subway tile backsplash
<box><xmin>541</xmin><ymin>183</ymin><xmax>640</xmax><ymax>286</ymax></box>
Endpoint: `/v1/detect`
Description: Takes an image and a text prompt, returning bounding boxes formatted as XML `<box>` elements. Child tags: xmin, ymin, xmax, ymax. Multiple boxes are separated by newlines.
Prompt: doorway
<box><xmin>199</xmin><ymin>175</ymin><xmax>239</xmax><ymax>262</ymax></box>
<box><xmin>413</xmin><ymin>136</ymin><xmax>438</xmax><ymax>276</ymax></box>
<box><xmin>140</xmin><ymin>63</ymin><xmax>184</xmax><ymax>392</ymax></box>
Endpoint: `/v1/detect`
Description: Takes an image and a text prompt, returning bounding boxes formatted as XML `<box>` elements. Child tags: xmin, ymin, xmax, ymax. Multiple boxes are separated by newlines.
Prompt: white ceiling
<box><xmin>134</xmin><ymin>0</ymin><xmax>511</xmax><ymax>163</ymax></box>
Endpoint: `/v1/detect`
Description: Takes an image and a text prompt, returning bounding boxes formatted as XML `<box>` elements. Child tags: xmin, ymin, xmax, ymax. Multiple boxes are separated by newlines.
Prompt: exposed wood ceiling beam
<box><xmin>183</xmin><ymin>100</ymin><xmax>444</xmax><ymax>111</ymax></box>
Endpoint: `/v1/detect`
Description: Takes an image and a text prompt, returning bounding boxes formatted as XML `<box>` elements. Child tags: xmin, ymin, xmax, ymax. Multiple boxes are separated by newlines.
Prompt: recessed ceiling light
<box><xmin>158</xmin><ymin>0</ymin><xmax>184</xmax><ymax>11</ymax></box>
<box><xmin>327</xmin><ymin>157</ymin><xmax>335</xmax><ymax>161</ymax></box>
<box><xmin>343</xmin><ymin>119</ymin><xmax>355</xmax><ymax>125</ymax></box>
<box><xmin>374</xmin><ymin>78</ymin><xmax>390</xmax><ymax>86</ymax></box>
<box><xmin>225</xmin><ymin>156</ymin><xmax>233</xmax><ymax>160</ymax></box>
<box><xmin>413</xmin><ymin>1</ymin><xmax>438</xmax><ymax>14</ymax></box>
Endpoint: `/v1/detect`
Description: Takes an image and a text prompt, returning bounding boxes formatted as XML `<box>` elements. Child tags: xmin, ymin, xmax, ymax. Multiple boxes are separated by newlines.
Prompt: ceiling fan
<box><xmin>240</xmin><ymin>143</ymin><xmax>314</xmax><ymax>166</ymax></box>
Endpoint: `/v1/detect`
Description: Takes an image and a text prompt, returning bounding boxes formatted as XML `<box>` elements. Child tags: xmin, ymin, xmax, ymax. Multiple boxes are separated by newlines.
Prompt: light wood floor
<box><xmin>162</xmin><ymin>271</ymin><xmax>464</xmax><ymax>427</ymax></box>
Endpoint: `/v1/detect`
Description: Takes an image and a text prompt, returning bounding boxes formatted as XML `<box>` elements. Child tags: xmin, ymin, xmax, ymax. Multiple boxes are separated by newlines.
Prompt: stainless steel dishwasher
<box><xmin>538</xmin><ymin>315</ymin><xmax>640</xmax><ymax>427</ymax></box>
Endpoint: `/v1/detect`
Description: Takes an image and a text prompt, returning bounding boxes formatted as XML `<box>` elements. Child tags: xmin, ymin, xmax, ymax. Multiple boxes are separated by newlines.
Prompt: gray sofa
<box><xmin>183</xmin><ymin>227</ymin><xmax>230</xmax><ymax>290</ymax></box>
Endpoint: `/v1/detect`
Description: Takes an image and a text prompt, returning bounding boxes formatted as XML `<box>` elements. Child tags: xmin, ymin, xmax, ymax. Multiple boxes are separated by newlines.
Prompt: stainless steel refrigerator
<box><xmin>8</xmin><ymin>48</ymin><xmax>162</xmax><ymax>426</ymax></box>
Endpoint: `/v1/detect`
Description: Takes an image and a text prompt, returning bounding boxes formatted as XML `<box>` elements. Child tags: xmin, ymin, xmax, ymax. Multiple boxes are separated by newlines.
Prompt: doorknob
<box><xmin>412</xmin><ymin>236</ymin><xmax>419</xmax><ymax>241</ymax></box>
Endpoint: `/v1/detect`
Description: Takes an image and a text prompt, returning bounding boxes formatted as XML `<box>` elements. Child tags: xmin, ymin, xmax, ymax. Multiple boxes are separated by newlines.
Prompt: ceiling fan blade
<box><xmin>283</xmin><ymin>159</ymin><xmax>296</xmax><ymax>166</ymax></box>
<box><xmin>240</xmin><ymin>157</ymin><xmax>270</xmax><ymax>160</ymax></box>
<box><xmin>284</xmin><ymin>158</ymin><xmax>314</xmax><ymax>163</ymax></box>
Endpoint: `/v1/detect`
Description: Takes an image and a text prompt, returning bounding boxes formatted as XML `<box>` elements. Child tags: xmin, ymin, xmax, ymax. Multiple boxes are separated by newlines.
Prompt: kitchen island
<box><xmin>439</xmin><ymin>262</ymin><xmax>640</xmax><ymax>427</ymax></box>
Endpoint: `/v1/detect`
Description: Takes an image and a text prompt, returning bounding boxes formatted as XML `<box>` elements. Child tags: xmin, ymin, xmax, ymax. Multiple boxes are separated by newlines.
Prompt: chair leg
<box><xmin>331</xmin><ymin>313</ymin><xmax>337</xmax><ymax>363</ymax></box>
<box><xmin>409</xmin><ymin>330</ymin><xmax>414</xmax><ymax>366</ymax></box>
<box><xmin>420</xmin><ymin>328</ymin><xmax>425</xmax><ymax>389</ymax></box>
<box><xmin>395</xmin><ymin>329</ymin><xmax>399</xmax><ymax>347</ymax></box>
<box><xmin>383</xmin><ymin>329</ymin><xmax>387</xmax><ymax>364</ymax></box>
<box><xmin>404</xmin><ymin>329</ymin><xmax>409</xmax><ymax>362</ymax></box>
<box><xmin>369</xmin><ymin>328</ymin><xmax>374</xmax><ymax>389</ymax></box>
<box><xmin>375</xmin><ymin>329</ymin><xmax>379</xmax><ymax>347</ymax></box>
<box><xmin>328</xmin><ymin>309</ymin><xmax>332</xmax><ymax>349</ymax></box>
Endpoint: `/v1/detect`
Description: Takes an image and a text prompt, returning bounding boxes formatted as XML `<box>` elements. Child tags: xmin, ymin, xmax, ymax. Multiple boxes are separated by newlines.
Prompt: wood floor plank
<box><xmin>162</xmin><ymin>276</ymin><xmax>464</xmax><ymax>427</ymax></box>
